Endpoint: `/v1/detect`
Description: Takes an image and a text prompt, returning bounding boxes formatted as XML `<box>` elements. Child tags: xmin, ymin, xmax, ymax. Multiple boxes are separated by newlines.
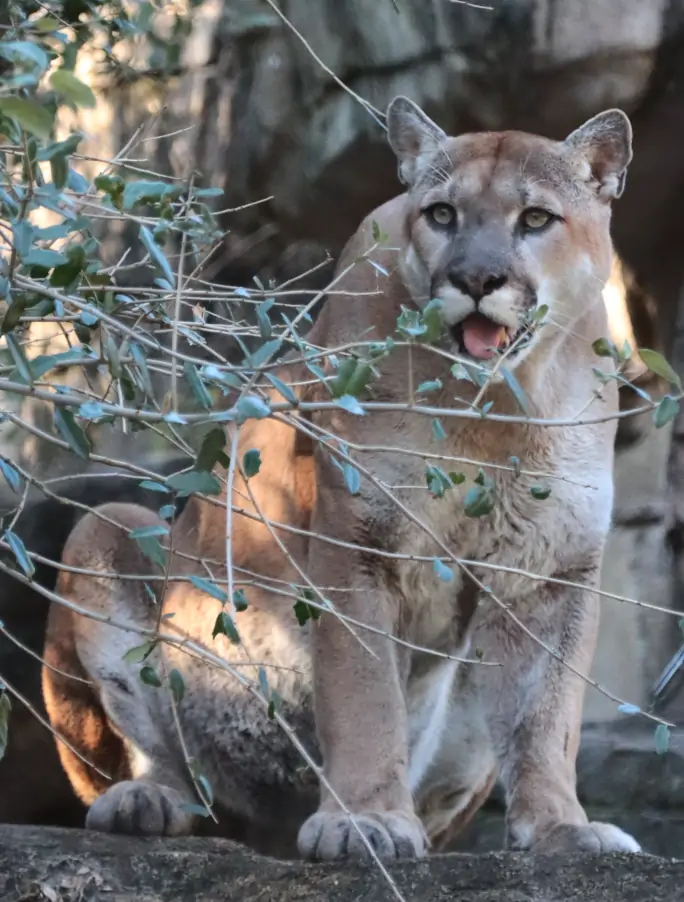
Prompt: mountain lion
<box><xmin>42</xmin><ymin>96</ymin><xmax>640</xmax><ymax>861</ymax></box>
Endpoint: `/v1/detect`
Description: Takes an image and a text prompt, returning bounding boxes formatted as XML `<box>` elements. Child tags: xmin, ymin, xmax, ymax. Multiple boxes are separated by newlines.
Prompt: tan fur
<box><xmin>42</xmin><ymin>98</ymin><xmax>641</xmax><ymax>860</ymax></box>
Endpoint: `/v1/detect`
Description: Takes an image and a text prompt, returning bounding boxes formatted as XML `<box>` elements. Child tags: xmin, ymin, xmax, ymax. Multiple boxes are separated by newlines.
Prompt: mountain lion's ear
<box><xmin>564</xmin><ymin>109</ymin><xmax>633</xmax><ymax>201</ymax></box>
<box><xmin>386</xmin><ymin>96</ymin><xmax>448</xmax><ymax>187</ymax></box>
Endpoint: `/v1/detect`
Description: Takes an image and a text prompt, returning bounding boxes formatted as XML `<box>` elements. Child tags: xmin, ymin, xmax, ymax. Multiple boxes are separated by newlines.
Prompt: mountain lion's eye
<box><xmin>521</xmin><ymin>208</ymin><xmax>553</xmax><ymax>231</ymax></box>
<box><xmin>426</xmin><ymin>204</ymin><xmax>456</xmax><ymax>227</ymax></box>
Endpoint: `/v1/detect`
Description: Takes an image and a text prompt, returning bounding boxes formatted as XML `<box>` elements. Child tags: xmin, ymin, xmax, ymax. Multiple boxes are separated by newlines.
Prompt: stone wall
<box><xmin>588</xmin><ymin>419</ymin><xmax>676</xmax><ymax>722</ymax></box>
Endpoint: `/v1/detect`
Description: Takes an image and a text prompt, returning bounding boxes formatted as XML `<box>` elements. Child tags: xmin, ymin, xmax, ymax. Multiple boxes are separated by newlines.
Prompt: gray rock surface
<box><xmin>1</xmin><ymin>824</ymin><xmax>683</xmax><ymax>902</ymax></box>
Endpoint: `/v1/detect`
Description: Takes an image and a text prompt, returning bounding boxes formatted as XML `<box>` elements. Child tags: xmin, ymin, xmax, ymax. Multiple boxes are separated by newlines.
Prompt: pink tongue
<box><xmin>461</xmin><ymin>314</ymin><xmax>507</xmax><ymax>360</ymax></box>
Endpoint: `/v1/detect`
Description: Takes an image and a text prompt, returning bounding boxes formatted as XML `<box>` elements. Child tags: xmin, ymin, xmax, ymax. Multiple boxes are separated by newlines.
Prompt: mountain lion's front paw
<box><xmin>531</xmin><ymin>821</ymin><xmax>641</xmax><ymax>854</ymax></box>
<box><xmin>86</xmin><ymin>779</ymin><xmax>194</xmax><ymax>837</ymax></box>
<box><xmin>297</xmin><ymin>809</ymin><xmax>427</xmax><ymax>861</ymax></box>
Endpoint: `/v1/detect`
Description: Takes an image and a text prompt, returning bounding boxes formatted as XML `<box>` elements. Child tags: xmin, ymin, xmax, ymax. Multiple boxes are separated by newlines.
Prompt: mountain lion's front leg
<box><xmin>500</xmin><ymin>574</ymin><xmax>641</xmax><ymax>855</ymax></box>
<box><xmin>297</xmin><ymin>493</ymin><xmax>426</xmax><ymax>861</ymax></box>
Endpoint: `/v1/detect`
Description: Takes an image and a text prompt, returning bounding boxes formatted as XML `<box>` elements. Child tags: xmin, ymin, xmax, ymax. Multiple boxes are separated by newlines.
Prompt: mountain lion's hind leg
<box><xmin>43</xmin><ymin>502</ymin><xmax>196</xmax><ymax>837</ymax></box>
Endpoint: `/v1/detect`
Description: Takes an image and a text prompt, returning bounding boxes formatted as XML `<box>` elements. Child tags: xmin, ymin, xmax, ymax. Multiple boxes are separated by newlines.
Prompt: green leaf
<box><xmin>50</xmin><ymin>154</ymin><xmax>68</xmax><ymax>189</ymax></box>
<box><xmin>592</xmin><ymin>337</ymin><xmax>618</xmax><ymax>359</ymax></box>
<box><xmin>166</xmin><ymin>470</ymin><xmax>221</xmax><ymax>497</ymax></box>
<box><xmin>140</xmin><ymin>665</ymin><xmax>162</xmax><ymax>688</ymax></box>
<box><xmin>432</xmin><ymin>418</ymin><xmax>446</xmax><ymax>442</ymax></box>
<box><xmin>256</xmin><ymin>298</ymin><xmax>273</xmax><ymax>340</ymax></box>
<box><xmin>50</xmin><ymin>69</ymin><xmax>97</xmax><ymax>109</ymax></box>
<box><xmin>293</xmin><ymin>594</ymin><xmax>321</xmax><ymax>626</ymax></box>
<box><xmin>130</xmin><ymin>342</ymin><xmax>154</xmax><ymax>398</ymax></box>
<box><xmin>530</xmin><ymin>483</ymin><xmax>552</xmax><ymax>501</ymax></box>
<box><xmin>122</xmin><ymin>180</ymin><xmax>182</xmax><ymax>210</ymax></box>
<box><xmin>95</xmin><ymin>173</ymin><xmax>124</xmax><ymax>208</ymax></box>
<box><xmin>183</xmin><ymin>360</ymin><xmax>212</xmax><ymax>410</ymax></box>
<box><xmin>36</xmin><ymin>133</ymin><xmax>83</xmax><ymax>162</ymax></box>
<box><xmin>433</xmin><ymin>558</ymin><xmax>454</xmax><ymax>583</ymax></box>
<box><xmin>306</xmin><ymin>362</ymin><xmax>330</xmax><ymax>390</ymax></box>
<box><xmin>128</xmin><ymin>524</ymin><xmax>169</xmax><ymax>539</ymax></box>
<box><xmin>0</xmin><ymin>460</ymin><xmax>21</xmax><ymax>494</ymax></box>
<box><xmin>449</xmin><ymin>472</ymin><xmax>466</xmax><ymax>485</ymax></box>
<box><xmin>654</xmin><ymin>723</ymin><xmax>670</xmax><ymax>756</ymax></box>
<box><xmin>0</xmin><ymin>97</ymin><xmax>53</xmax><ymax>139</ymax></box>
<box><xmin>425</xmin><ymin>465</ymin><xmax>451</xmax><ymax>499</ymax></box>
<box><xmin>331</xmin><ymin>358</ymin><xmax>357</xmax><ymax>398</ymax></box>
<box><xmin>396</xmin><ymin>306</ymin><xmax>426</xmax><ymax>339</ymax></box>
<box><xmin>243</xmin><ymin>449</ymin><xmax>261</xmax><ymax>478</ymax></box>
<box><xmin>12</xmin><ymin>221</ymin><xmax>34</xmax><ymax>257</ymax></box>
<box><xmin>334</xmin><ymin>394</ymin><xmax>365</xmax><ymax>416</ymax></box>
<box><xmin>500</xmin><ymin>366</ymin><xmax>529</xmax><ymax>415</ymax></box>
<box><xmin>0</xmin><ymin>296</ymin><xmax>23</xmax><ymax>336</ymax></box>
<box><xmin>169</xmin><ymin>668</ymin><xmax>185</xmax><ymax>704</ymax></box>
<box><xmin>0</xmin><ymin>693</ymin><xmax>11</xmax><ymax>762</ymax></box>
<box><xmin>194</xmin><ymin>187</ymin><xmax>224</xmax><ymax>198</ymax></box>
<box><xmin>212</xmin><ymin>611</ymin><xmax>241</xmax><ymax>644</ymax></box>
<box><xmin>22</xmin><ymin>248</ymin><xmax>68</xmax><ymax>268</ymax></box>
<box><xmin>0</xmin><ymin>41</ymin><xmax>50</xmax><ymax>73</ymax></box>
<box><xmin>122</xmin><ymin>640</ymin><xmax>157</xmax><ymax>664</ymax></box>
<box><xmin>233</xmin><ymin>589</ymin><xmax>248</xmax><ymax>612</ymax></box>
<box><xmin>33</xmin><ymin>223</ymin><xmax>70</xmax><ymax>241</ymax></box>
<box><xmin>4</xmin><ymin>530</ymin><xmax>35</xmax><ymax>578</ymax></box>
<box><xmin>343</xmin><ymin>463</ymin><xmax>360</xmax><ymax>495</ymax></box>
<box><xmin>345</xmin><ymin>362</ymin><xmax>373</xmax><ymax>398</ymax></box>
<box><xmin>50</xmin><ymin>245</ymin><xmax>87</xmax><ymax>289</ymax></box>
<box><xmin>104</xmin><ymin>333</ymin><xmax>121</xmax><ymax>379</ymax></box>
<box><xmin>200</xmin><ymin>364</ymin><xmax>241</xmax><ymax>391</ymax></box>
<box><xmin>417</xmin><ymin>379</ymin><xmax>442</xmax><ymax>394</ymax></box>
<box><xmin>235</xmin><ymin>394</ymin><xmax>270</xmax><ymax>423</ymax></box>
<box><xmin>420</xmin><ymin>298</ymin><xmax>445</xmax><ymax>344</ymax></box>
<box><xmin>258</xmin><ymin>667</ymin><xmax>270</xmax><ymax>699</ymax></box>
<box><xmin>199</xmin><ymin>776</ymin><xmax>215</xmax><ymax>810</ymax></box>
<box><xmin>639</xmin><ymin>348</ymin><xmax>682</xmax><ymax>390</ymax></box>
<box><xmin>53</xmin><ymin>408</ymin><xmax>91</xmax><ymax>459</ymax></box>
<box><xmin>158</xmin><ymin>504</ymin><xmax>176</xmax><ymax>520</ymax></box>
<box><xmin>36</xmin><ymin>15</ymin><xmax>61</xmax><ymax>32</ymax></box>
<box><xmin>653</xmin><ymin>395</ymin><xmax>680</xmax><ymax>429</ymax></box>
<box><xmin>134</xmin><ymin>536</ymin><xmax>167</xmax><ymax>569</ymax></box>
<box><xmin>617</xmin><ymin>703</ymin><xmax>641</xmax><ymax>715</ymax></box>
<box><xmin>248</xmin><ymin>338</ymin><xmax>282</xmax><ymax>370</ymax></box>
<box><xmin>189</xmin><ymin>575</ymin><xmax>227</xmax><ymax>603</ymax></box>
<box><xmin>196</xmin><ymin>428</ymin><xmax>229</xmax><ymax>472</ymax></box>
<box><xmin>620</xmin><ymin>340</ymin><xmax>633</xmax><ymax>362</ymax></box>
<box><xmin>464</xmin><ymin>484</ymin><xmax>496</xmax><ymax>518</ymax></box>
<box><xmin>5</xmin><ymin>334</ymin><xmax>33</xmax><ymax>384</ymax></box>
<box><xmin>138</xmin><ymin>480</ymin><xmax>170</xmax><ymax>493</ymax></box>
<box><xmin>29</xmin><ymin>348</ymin><xmax>96</xmax><ymax>381</ymax></box>
<box><xmin>268</xmin><ymin>689</ymin><xmax>282</xmax><ymax>720</ymax></box>
<box><xmin>140</xmin><ymin>224</ymin><xmax>175</xmax><ymax>287</ymax></box>
<box><xmin>264</xmin><ymin>372</ymin><xmax>297</xmax><ymax>405</ymax></box>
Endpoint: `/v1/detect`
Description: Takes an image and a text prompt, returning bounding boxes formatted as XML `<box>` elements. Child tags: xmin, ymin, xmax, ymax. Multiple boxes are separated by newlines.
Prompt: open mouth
<box><xmin>450</xmin><ymin>313</ymin><xmax>530</xmax><ymax>361</ymax></box>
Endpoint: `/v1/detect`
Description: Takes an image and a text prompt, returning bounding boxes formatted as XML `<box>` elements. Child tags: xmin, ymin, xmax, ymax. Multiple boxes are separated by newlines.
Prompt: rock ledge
<box><xmin>1</xmin><ymin>825</ymin><xmax>683</xmax><ymax>902</ymax></box>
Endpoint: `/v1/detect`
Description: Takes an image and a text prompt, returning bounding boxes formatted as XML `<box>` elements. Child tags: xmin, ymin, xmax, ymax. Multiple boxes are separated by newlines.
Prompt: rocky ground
<box><xmin>2</xmin><ymin>824</ymin><xmax>683</xmax><ymax>902</ymax></box>
<box><xmin>2</xmin><ymin>723</ymin><xmax>683</xmax><ymax>902</ymax></box>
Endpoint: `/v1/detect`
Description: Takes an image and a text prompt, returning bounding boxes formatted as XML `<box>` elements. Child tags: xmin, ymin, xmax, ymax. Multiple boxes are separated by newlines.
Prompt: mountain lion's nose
<box><xmin>448</xmin><ymin>271</ymin><xmax>507</xmax><ymax>302</ymax></box>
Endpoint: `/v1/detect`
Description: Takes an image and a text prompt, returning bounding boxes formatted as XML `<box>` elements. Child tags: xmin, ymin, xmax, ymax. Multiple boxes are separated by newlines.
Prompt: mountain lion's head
<box><xmin>386</xmin><ymin>96</ymin><xmax>632</xmax><ymax>369</ymax></box>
